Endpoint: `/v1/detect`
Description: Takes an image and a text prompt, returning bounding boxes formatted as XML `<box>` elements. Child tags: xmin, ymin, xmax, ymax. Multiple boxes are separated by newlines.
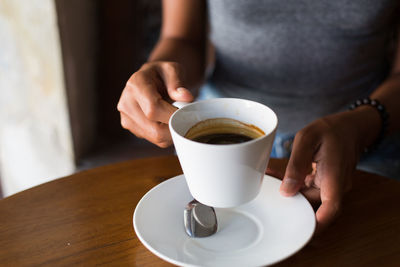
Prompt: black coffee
<box><xmin>184</xmin><ymin>118</ymin><xmax>265</xmax><ymax>145</ymax></box>
<box><xmin>192</xmin><ymin>133</ymin><xmax>254</xmax><ymax>144</ymax></box>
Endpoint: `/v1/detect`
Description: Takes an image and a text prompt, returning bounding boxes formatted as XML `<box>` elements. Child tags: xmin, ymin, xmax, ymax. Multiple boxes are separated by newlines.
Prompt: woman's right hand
<box><xmin>117</xmin><ymin>61</ymin><xmax>194</xmax><ymax>147</ymax></box>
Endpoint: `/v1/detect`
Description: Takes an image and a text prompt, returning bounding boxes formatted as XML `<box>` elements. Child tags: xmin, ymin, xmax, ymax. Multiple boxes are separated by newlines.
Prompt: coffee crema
<box><xmin>184</xmin><ymin>118</ymin><xmax>265</xmax><ymax>144</ymax></box>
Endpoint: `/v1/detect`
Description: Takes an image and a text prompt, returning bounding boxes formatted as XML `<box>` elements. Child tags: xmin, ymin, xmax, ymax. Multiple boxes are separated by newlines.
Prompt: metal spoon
<box><xmin>184</xmin><ymin>199</ymin><xmax>218</xmax><ymax>237</ymax></box>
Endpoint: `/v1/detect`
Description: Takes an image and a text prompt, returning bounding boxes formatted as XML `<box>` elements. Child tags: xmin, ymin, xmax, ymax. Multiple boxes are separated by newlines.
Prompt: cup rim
<box><xmin>169</xmin><ymin>98</ymin><xmax>278</xmax><ymax>147</ymax></box>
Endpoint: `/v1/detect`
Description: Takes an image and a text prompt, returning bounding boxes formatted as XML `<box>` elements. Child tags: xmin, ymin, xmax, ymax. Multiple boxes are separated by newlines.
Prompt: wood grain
<box><xmin>0</xmin><ymin>156</ymin><xmax>399</xmax><ymax>266</ymax></box>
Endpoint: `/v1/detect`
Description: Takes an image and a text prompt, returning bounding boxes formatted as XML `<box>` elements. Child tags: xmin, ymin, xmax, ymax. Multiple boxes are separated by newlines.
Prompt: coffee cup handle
<box><xmin>172</xmin><ymin>101</ymin><xmax>191</xmax><ymax>109</ymax></box>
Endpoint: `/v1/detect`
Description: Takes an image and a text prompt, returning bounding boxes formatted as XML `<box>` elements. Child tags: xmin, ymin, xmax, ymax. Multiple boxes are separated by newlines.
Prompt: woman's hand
<box><xmin>279</xmin><ymin>107</ymin><xmax>381</xmax><ymax>234</ymax></box>
<box><xmin>117</xmin><ymin>0</ymin><xmax>206</xmax><ymax>147</ymax></box>
<box><xmin>117</xmin><ymin>61</ymin><xmax>194</xmax><ymax>147</ymax></box>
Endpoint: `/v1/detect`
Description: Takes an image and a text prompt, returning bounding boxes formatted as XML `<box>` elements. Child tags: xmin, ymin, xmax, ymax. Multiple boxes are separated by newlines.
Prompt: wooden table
<box><xmin>0</xmin><ymin>155</ymin><xmax>399</xmax><ymax>266</ymax></box>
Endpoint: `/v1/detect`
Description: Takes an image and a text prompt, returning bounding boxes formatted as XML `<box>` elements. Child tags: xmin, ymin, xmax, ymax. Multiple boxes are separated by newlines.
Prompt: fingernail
<box><xmin>280</xmin><ymin>177</ymin><xmax>299</xmax><ymax>196</ymax></box>
<box><xmin>177</xmin><ymin>87</ymin><xmax>187</xmax><ymax>93</ymax></box>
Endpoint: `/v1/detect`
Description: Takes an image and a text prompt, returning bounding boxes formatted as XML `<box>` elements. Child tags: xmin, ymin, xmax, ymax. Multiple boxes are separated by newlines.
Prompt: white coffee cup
<box><xmin>169</xmin><ymin>98</ymin><xmax>278</xmax><ymax>208</ymax></box>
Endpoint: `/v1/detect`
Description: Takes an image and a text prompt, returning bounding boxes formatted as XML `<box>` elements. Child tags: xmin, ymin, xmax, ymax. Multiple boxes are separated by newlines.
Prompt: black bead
<box><xmin>348</xmin><ymin>97</ymin><xmax>389</xmax><ymax>153</ymax></box>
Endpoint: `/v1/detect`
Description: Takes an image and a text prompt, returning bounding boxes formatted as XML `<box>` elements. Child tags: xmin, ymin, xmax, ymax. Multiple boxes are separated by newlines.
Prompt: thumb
<box><xmin>170</xmin><ymin>87</ymin><xmax>194</xmax><ymax>102</ymax></box>
<box><xmin>280</xmin><ymin>130</ymin><xmax>317</xmax><ymax>196</ymax></box>
<box><xmin>160</xmin><ymin>62</ymin><xmax>194</xmax><ymax>102</ymax></box>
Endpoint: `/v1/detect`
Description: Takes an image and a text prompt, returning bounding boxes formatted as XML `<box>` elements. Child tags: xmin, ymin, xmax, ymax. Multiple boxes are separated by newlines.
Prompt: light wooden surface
<box><xmin>0</xmin><ymin>155</ymin><xmax>399</xmax><ymax>266</ymax></box>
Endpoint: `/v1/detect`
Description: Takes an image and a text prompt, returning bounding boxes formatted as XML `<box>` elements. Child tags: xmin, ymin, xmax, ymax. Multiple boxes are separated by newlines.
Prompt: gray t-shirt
<box><xmin>207</xmin><ymin>0</ymin><xmax>399</xmax><ymax>133</ymax></box>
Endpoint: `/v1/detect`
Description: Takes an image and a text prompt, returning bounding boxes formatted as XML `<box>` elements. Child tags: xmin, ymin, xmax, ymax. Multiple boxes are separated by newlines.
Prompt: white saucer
<box><xmin>133</xmin><ymin>175</ymin><xmax>316</xmax><ymax>267</ymax></box>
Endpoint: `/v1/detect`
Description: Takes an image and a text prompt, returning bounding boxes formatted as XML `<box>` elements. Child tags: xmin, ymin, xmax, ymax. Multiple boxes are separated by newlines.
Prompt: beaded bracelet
<box><xmin>349</xmin><ymin>98</ymin><xmax>389</xmax><ymax>153</ymax></box>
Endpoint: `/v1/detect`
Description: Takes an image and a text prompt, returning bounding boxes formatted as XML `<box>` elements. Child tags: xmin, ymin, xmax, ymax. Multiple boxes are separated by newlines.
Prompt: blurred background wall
<box><xmin>0</xmin><ymin>0</ymin><xmax>75</xmax><ymax>196</ymax></box>
<box><xmin>0</xmin><ymin>0</ymin><xmax>171</xmax><ymax>197</ymax></box>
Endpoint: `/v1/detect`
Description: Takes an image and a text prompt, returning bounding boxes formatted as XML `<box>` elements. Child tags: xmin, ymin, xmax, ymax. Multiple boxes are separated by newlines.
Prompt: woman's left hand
<box><xmin>279</xmin><ymin>107</ymin><xmax>380</xmax><ymax>234</ymax></box>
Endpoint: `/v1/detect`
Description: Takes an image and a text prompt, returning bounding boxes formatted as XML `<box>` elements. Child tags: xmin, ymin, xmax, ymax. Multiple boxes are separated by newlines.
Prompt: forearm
<box><xmin>370</xmin><ymin>73</ymin><xmax>400</xmax><ymax>134</ymax></box>
<box><xmin>348</xmin><ymin>73</ymin><xmax>400</xmax><ymax>152</ymax></box>
<box><xmin>148</xmin><ymin>37</ymin><xmax>206</xmax><ymax>93</ymax></box>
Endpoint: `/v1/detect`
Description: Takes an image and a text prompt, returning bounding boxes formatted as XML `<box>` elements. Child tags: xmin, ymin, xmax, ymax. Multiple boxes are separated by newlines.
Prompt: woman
<box><xmin>117</xmin><ymin>0</ymin><xmax>400</xmax><ymax>233</ymax></box>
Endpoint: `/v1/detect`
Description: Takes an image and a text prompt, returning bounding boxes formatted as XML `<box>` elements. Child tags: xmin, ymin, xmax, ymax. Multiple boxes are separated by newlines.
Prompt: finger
<box><xmin>300</xmin><ymin>186</ymin><xmax>321</xmax><ymax>210</ymax></box>
<box><xmin>129</xmin><ymin>72</ymin><xmax>177</xmax><ymax>124</ymax></box>
<box><xmin>145</xmin><ymin>122</ymin><xmax>173</xmax><ymax>148</ymax></box>
<box><xmin>314</xmin><ymin>139</ymin><xmax>344</xmax><ymax>234</ymax></box>
<box><xmin>117</xmin><ymin>90</ymin><xmax>144</xmax><ymax>125</ymax></box>
<box><xmin>315</xmin><ymin>200</ymin><xmax>341</xmax><ymax>235</ymax></box>
<box><xmin>119</xmin><ymin>110</ymin><xmax>145</xmax><ymax>139</ymax></box>
<box><xmin>301</xmin><ymin>173</ymin><xmax>321</xmax><ymax>210</ymax></box>
<box><xmin>158</xmin><ymin>62</ymin><xmax>194</xmax><ymax>102</ymax></box>
<box><xmin>280</xmin><ymin>128</ymin><xmax>320</xmax><ymax>196</ymax></box>
<box><xmin>118</xmin><ymin>88</ymin><xmax>173</xmax><ymax>147</ymax></box>
<box><xmin>304</xmin><ymin>173</ymin><xmax>316</xmax><ymax>188</ymax></box>
<box><xmin>120</xmin><ymin>108</ymin><xmax>173</xmax><ymax>148</ymax></box>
